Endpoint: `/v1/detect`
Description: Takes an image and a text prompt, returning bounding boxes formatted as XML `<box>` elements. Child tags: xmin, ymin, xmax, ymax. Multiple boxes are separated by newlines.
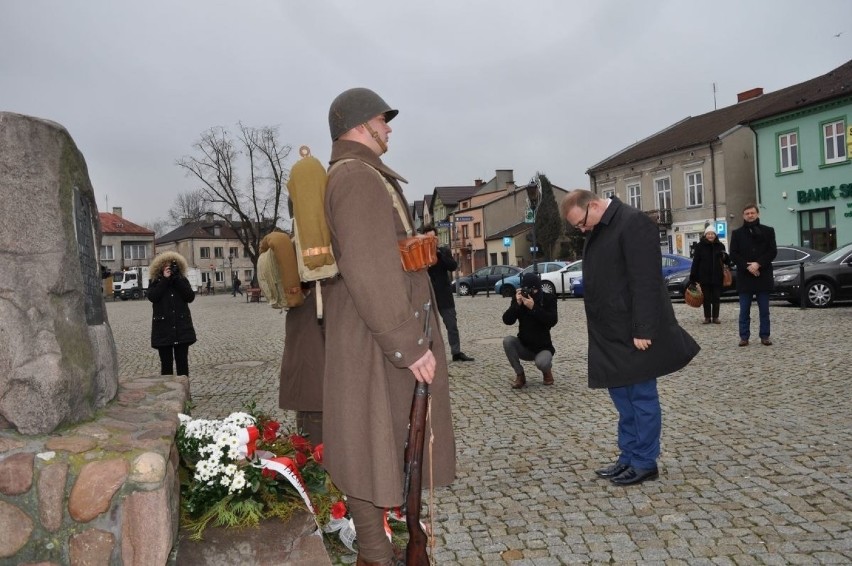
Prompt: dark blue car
<box><xmin>570</xmin><ymin>253</ymin><xmax>692</xmax><ymax>297</ymax></box>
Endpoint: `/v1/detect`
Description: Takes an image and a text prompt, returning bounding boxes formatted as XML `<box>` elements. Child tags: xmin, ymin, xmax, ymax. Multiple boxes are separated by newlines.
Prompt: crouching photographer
<box><xmin>502</xmin><ymin>272</ymin><xmax>558</xmax><ymax>389</ymax></box>
<box><xmin>148</xmin><ymin>251</ymin><xmax>197</xmax><ymax>377</ymax></box>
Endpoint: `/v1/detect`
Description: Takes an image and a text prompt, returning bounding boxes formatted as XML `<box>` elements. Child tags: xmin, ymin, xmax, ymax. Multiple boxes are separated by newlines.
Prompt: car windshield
<box><xmin>816</xmin><ymin>243</ymin><xmax>852</xmax><ymax>263</ymax></box>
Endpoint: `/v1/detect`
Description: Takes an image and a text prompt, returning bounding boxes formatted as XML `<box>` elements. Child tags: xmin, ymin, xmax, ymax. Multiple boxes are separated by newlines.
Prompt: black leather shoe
<box><xmin>610</xmin><ymin>466</ymin><xmax>659</xmax><ymax>486</ymax></box>
<box><xmin>594</xmin><ymin>462</ymin><xmax>629</xmax><ymax>479</ymax></box>
<box><xmin>452</xmin><ymin>352</ymin><xmax>475</xmax><ymax>362</ymax></box>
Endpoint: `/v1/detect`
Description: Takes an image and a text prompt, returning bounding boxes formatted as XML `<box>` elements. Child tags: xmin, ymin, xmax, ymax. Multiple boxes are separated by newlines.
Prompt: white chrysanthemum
<box><xmin>178</xmin><ymin>413</ymin><xmax>192</xmax><ymax>424</ymax></box>
<box><xmin>222</xmin><ymin>464</ymin><xmax>237</xmax><ymax>476</ymax></box>
<box><xmin>229</xmin><ymin>470</ymin><xmax>247</xmax><ymax>493</ymax></box>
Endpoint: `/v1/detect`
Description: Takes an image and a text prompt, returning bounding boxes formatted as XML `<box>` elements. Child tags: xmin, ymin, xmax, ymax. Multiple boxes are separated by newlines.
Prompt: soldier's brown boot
<box><xmin>542</xmin><ymin>369</ymin><xmax>554</xmax><ymax>385</ymax></box>
<box><xmin>511</xmin><ymin>372</ymin><xmax>526</xmax><ymax>389</ymax></box>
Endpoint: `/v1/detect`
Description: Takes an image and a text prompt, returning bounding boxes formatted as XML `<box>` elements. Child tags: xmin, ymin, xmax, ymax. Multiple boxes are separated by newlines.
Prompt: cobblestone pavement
<box><xmin>107</xmin><ymin>293</ymin><xmax>852</xmax><ymax>565</ymax></box>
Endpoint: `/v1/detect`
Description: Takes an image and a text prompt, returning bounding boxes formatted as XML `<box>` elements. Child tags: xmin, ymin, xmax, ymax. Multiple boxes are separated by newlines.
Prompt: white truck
<box><xmin>112</xmin><ymin>266</ymin><xmax>203</xmax><ymax>300</ymax></box>
<box><xmin>113</xmin><ymin>266</ymin><xmax>150</xmax><ymax>300</ymax></box>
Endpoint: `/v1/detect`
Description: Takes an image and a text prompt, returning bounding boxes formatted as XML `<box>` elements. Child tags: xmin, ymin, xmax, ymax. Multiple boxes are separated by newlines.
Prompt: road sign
<box><xmin>503</xmin><ymin>236</ymin><xmax>512</xmax><ymax>247</ymax></box>
<box><xmin>454</xmin><ymin>215</ymin><xmax>473</xmax><ymax>221</ymax></box>
<box><xmin>435</xmin><ymin>221</ymin><xmax>451</xmax><ymax>228</ymax></box>
<box><xmin>524</xmin><ymin>209</ymin><xmax>535</xmax><ymax>223</ymax></box>
<box><xmin>714</xmin><ymin>221</ymin><xmax>727</xmax><ymax>238</ymax></box>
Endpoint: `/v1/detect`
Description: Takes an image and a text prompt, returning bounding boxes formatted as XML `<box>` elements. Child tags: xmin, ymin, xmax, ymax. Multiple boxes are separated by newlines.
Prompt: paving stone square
<box><xmin>107</xmin><ymin>292</ymin><xmax>852</xmax><ymax>564</ymax></box>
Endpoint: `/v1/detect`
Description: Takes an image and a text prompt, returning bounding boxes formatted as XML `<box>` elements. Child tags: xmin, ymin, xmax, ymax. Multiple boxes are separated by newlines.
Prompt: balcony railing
<box><xmin>646</xmin><ymin>208</ymin><xmax>672</xmax><ymax>226</ymax></box>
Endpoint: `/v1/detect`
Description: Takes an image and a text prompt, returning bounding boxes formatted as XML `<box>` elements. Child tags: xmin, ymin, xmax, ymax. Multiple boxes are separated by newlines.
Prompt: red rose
<box><xmin>263</xmin><ymin>421</ymin><xmax>281</xmax><ymax>443</ymax></box>
<box><xmin>295</xmin><ymin>452</ymin><xmax>308</xmax><ymax>468</ymax></box>
<box><xmin>261</xmin><ymin>467</ymin><xmax>277</xmax><ymax>479</ymax></box>
<box><xmin>331</xmin><ymin>501</ymin><xmax>347</xmax><ymax>520</ymax></box>
<box><xmin>290</xmin><ymin>434</ymin><xmax>311</xmax><ymax>453</ymax></box>
<box><xmin>311</xmin><ymin>444</ymin><xmax>324</xmax><ymax>464</ymax></box>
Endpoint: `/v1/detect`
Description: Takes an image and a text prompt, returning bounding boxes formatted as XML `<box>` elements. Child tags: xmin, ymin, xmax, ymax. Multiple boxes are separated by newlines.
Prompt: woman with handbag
<box><xmin>689</xmin><ymin>225</ymin><xmax>731</xmax><ymax>324</ymax></box>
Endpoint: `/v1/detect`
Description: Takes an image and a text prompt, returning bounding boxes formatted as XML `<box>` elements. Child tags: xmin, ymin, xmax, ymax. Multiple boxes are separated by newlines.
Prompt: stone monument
<box><xmin>0</xmin><ymin>111</ymin><xmax>118</xmax><ymax>434</ymax></box>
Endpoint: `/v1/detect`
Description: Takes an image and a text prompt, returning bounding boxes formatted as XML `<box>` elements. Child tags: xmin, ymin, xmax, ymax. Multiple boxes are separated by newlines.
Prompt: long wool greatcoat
<box><xmin>278</xmin><ymin>286</ymin><xmax>324</xmax><ymax>412</ymax></box>
<box><xmin>322</xmin><ymin>140</ymin><xmax>456</xmax><ymax>507</ymax></box>
<box><xmin>148</xmin><ymin>252</ymin><xmax>197</xmax><ymax>348</ymax></box>
<box><xmin>582</xmin><ymin>198</ymin><xmax>699</xmax><ymax>389</ymax></box>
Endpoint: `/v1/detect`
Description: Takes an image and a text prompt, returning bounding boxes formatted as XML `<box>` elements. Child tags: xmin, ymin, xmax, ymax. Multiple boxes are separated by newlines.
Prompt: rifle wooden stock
<box><xmin>403</xmin><ymin>380</ymin><xmax>430</xmax><ymax>565</ymax></box>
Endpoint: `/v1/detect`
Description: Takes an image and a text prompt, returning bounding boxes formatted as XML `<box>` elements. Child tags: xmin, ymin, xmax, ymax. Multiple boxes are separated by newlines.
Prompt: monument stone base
<box><xmin>0</xmin><ymin>375</ymin><xmax>189</xmax><ymax>565</ymax></box>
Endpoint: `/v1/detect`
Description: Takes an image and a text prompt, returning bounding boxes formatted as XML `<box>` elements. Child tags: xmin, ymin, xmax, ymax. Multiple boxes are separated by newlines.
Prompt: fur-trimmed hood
<box><xmin>150</xmin><ymin>251</ymin><xmax>190</xmax><ymax>280</ymax></box>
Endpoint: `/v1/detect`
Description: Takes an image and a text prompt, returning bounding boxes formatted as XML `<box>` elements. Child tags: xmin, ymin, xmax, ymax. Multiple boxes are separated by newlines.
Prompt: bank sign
<box><xmin>797</xmin><ymin>183</ymin><xmax>852</xmax><ymax>204</ymax></box>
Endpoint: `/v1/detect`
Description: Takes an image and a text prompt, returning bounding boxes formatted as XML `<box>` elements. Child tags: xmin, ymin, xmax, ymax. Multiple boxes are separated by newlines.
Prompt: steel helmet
<box><xmin>328</xmin><ymin>88</ymin><xmax>398</xmax><ymax>141</ymax></box>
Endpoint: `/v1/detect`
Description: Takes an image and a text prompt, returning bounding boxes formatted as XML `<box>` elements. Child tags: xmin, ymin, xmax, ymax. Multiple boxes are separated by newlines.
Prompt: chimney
<box><xmin>112</xmin><ymin>207</ymin><xmax>123</xmax><ymax>217</ymax></box>
<box><xmin>205</xmin><ymin>212</ymin><xmax>214</xmax><ymax>222</ymax></box>
<box><xmin>737</xmin><ymin>87</ymin><xmax>764</xmax><ymax>103</ymax></box>
<box><xmin>474</xmin><ymin>179</ymin><xmax>484</xmax><ymax>186</ymax></box>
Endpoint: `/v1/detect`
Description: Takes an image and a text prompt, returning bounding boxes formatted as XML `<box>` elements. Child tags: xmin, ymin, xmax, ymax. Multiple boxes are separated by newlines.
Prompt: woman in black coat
<box><xmin>689</xmin><ymin>225</ymin><xmax>730</xmax><ymax>324</ymax></box>
<box><xmin>147</xmin><ymin>251</ymin><xmax>197</xmax><ymax>376</ymax></box>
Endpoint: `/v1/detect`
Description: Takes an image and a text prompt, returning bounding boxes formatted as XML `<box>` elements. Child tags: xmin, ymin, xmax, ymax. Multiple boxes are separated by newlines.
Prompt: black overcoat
<box><xmin>689</xmin><ymin>238</ymin><xmax>729</xmax><ymax>287</ymax></box>
<box><xmin>148</xmin><ymin>252</ymin><xmax>197</xmax><ymax>348</ymax></box>
<box><xmin>729</xmin><ymin>221</ymin><xmax>777</xmax><ymax>293</ymax></box>
<box><xmin>427</xmin><ymin>246</ymin><xmax>457</xmax><ymax>310</ymax></box>
<box><xmin>582</xmin><ymin>199</ymin><xmax>699</xmax><ymax>389</ymax></box>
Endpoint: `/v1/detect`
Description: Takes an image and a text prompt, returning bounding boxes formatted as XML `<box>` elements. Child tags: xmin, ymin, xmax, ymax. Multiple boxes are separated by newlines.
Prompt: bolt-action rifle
<box><xmin>402</xmin><ymin>301</ymin><xmax>432</xmax><ymax>565</ymax></box>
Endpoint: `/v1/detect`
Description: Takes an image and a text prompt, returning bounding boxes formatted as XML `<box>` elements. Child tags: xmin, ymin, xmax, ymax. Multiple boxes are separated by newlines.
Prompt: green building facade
<box><xmin>751</xmin><ymin>96</ymin><xmax>851</xmax><ymax>252</ymax></box>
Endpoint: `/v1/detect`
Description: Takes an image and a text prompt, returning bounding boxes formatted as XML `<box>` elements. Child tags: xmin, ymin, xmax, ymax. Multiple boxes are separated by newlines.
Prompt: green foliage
<box><xmin>534</xmin><ymin>173</ymin><xmax>563</xmax><ymax>260</ymax></box>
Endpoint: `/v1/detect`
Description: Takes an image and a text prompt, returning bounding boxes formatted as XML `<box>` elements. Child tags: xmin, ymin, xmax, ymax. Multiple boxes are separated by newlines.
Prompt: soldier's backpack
<box><xmin>257</xmin><ymin>232</ymin><xmax>304</xmax><ymax>310</ymax></box>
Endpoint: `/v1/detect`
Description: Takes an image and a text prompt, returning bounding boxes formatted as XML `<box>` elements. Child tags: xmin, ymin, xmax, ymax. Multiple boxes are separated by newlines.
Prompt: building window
<box><xmin>601</xmin><ymin>188</ymin><xmax>615</xmax><ymax>199</ymax></box>
<box><xmin>474</xmin><ymin>222</ymin><xmax>481</xmax><ymax>237</ymax></box>
<box><xmin>122</xmin><ymin>244</ymin><xmax>147</xmax><ymax>261</ymax></box>
<box><xmin>100</xmin><ymin>245</ymin><xmax>114</xmax><ymax>261</ymax></box>
<box><xmin>200</xmin><ymin>247</ymin><xmax>210</xmax><ymax>259</ymax></box>
<box><xmin>800</xmin><ymin>208</ymin><xmax>837</xmax><ymax>253</ymax></box>
<box><xmin>654</xmin><ymin>177</ymin><xmax>672</xmax><ymax>210</ymax></box>
<box><xmin>229</xmin><ymin>247</ymin><xmax>239</xmax><ymax>259</ymax></box>
<box><xmin>462</xmin><ymin>225</ymin><xmax>469</xmax><ymax>239</ymax></box>
<box><xmin>822</xmin><ymin>119</ymin><xmax>847</xmax><ymax>164</ymax></box>
<box><xmin>215</xmin><ymin>271</ymin><xmax>224</xmax><ymax>283</ymax></box>
<box><xmin>778</xmin><ymin>131</ymin><xmax>799</xmax><ymax>172</ymax></box>
<box><xmin>627</xmin><ymin>183</ymin><xmax>641</xmax><ymax>209</ymax></box>
<box><xmin>214</xmin><ymin>247</ymin><xmax>224</xmax><ymax>259</ymax></box>
<box><xmin>685</xmin><ymin>171</ymin><xmax>704</xmax><ymax>207</ymax></box>
<box><xmin>244</xmin><ymin>270</ymin><xmax>253</xmax><ymax>281</ymax></box>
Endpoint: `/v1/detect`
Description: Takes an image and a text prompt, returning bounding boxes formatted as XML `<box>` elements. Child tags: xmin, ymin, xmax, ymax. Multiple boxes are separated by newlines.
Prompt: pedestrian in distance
<box><xmin>560</xmin><ymin>190</ymin><xmax>699</xmax><ymax>486</ymax></box>
<box><xmin>729</xmin><ymin>203</ymin><xmax>777</xmax><ymax>347</ymax></box>
<box><xmin>420</xmin><ymin>223</ymin><xmax>474</xmax><ymax>362</ymax></box>
<box><xmin>322</xmin><ymin>87</ymin><xmax>456</xmax><ymax>566</ymax></box>
<box><xmin>689</xmin><ymin>224</ymin><xmax>731</xmax><ymax>324</ymax></box>
<box><xmin>232</xmin><ymin>276</ymin><xmax>243</xmax><ymax>297</ymax></box>
<box><xmin>148</xmin><ymin>251</ymin><xmax>197</xmax><ymax>377</ymax></box>
<box><xmin>502</xmin><ymin>272</ymin><xmax>558</xmax><ymax>389</ymax></box>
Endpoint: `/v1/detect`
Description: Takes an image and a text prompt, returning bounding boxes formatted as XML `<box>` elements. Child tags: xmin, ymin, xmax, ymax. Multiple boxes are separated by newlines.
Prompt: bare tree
<box><xmin>144</xmin><ymin>218</ymin><xmax>172</xmax><ymax>239</ymax></box>
<box><xmin>167</xmin><ymin>189</ymin><xmax>208</xmax><ymax>227</ymax></box>
<box><xmin>176</xmin><ymin>123</ymin><xmax>292</xmax><ymax>279</ymax></box>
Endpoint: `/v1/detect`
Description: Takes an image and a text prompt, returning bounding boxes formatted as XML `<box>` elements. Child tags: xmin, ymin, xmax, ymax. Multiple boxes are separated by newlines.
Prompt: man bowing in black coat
<box><xmin>560</xmin><ymin>190</ymin><xmax>699</xmax><ymax>486</ymax></box>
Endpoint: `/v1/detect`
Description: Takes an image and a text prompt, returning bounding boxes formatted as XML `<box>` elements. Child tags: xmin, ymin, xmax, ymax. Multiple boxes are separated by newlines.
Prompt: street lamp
<box><xmin>523</xmin><ymin>177</ymin><xmax>541</xmax><ymax>273</ymax></box>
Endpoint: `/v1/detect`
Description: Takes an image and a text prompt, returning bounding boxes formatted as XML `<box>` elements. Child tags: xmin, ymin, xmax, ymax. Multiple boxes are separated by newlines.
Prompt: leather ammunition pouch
<box><xmin>398</xmin><ymin>233</ymin><xmax>438</xmax><ymax>272</ymax></box>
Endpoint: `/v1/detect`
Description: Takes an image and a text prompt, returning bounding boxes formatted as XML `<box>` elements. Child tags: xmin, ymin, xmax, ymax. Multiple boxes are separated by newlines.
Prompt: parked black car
<box><xmin>453</xmin><ymin>265</ymin><xmax>522</xmax><ymax>296</ymax></box>
<box><xmin>773</xmin><ymin>242</ymin><xmax>852</xmax><ymax>308</ymax></box>
<box><xmin>666</xmin><ymin>245</ymin><xmax>825</xmax><ymax>300</ymax></box>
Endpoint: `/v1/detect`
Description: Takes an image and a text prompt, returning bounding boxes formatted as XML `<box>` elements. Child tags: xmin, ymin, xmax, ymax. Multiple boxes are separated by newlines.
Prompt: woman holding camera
<box><xmin>148</xmin><ymin>251</ymin><xmax>197</xmax><ymax>376</ymax></box>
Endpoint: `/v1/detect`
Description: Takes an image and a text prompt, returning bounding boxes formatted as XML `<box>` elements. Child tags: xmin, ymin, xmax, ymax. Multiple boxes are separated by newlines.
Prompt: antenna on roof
<box><xmin>105</xmin><ymin>194</ymin><xmax>109</xmax><ymax>212</ymax></box>
<box><xmin>712</xmin><ymin>82</ymin><xmax>717</xmax><ymax>110</ymax></box>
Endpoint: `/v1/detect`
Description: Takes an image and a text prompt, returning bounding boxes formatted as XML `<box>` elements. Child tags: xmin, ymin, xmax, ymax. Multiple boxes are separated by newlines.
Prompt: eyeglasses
<box><xmin>572</xmin><ymin>204</ymin><xmax>590</xmax><ymax>229</ymax></box>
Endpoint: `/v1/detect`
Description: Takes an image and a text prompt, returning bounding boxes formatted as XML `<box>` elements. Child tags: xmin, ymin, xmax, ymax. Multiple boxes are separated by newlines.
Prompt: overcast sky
<box><xmin>2</xmin><ymin>0</ymin><xmax>850</xmax><ymax>228</ymax></box>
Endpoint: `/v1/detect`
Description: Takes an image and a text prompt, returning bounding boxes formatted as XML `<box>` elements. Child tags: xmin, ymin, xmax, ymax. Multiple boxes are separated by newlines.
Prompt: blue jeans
<box><xmin>738</xmin><ymin>291</ymin><xmax>770</xmax><ymax>340</ymax></box>
<box><xmin>608</xmin><ymin>379</ymin><xmax>661</xmax><ymax>470</ymax></box>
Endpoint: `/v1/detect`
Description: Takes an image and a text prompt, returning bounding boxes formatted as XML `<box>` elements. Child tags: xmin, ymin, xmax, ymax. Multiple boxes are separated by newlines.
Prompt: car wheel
<box><xmin>805</xmin><ymin>280</ymin><xmax>834</xmax><ymax>308</ymax></box>
<box><xmin>501</xmin><ymin>285</ymin><xmax>515</xmax><ymax>297</ymax></box>
<box><xmin>457</xmin><ymin>283</ymin><xmax>470</xmax><ymax>296</ymax></box>
<box><xmin>541</xmin><ymin>281</ymin><xmax>556</xmax><ymax>294</ymax></box>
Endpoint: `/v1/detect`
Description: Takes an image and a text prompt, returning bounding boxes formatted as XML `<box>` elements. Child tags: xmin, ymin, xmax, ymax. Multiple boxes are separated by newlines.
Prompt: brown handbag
<box><xmin>722</xmin><ymin>264</ymin><xmax>733</xmax><ymax>288</ymax></box>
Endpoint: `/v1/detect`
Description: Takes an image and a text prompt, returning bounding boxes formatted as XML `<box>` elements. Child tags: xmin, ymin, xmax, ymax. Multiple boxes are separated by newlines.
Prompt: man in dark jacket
<box><xmin>560</xmin><ymin>190</ymin><xmax>699</xmax><ymax>486</ymax></box>
<box><xmin>729</xmin><ymin>203</ymin><xmax>777</xmax><ymax>347</ymax></box>
<box><xmin>502</xmin><ymin>272</ymin><xmax>558</xmax><ymax>389</ymax></box>
<box><xmin>421</xmin><ymin>224</ymin><xmax>474</xmax><ymax>362</ymax></box>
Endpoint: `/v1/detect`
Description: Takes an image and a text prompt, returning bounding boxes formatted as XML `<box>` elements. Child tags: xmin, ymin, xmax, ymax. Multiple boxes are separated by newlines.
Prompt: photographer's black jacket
<box><xmin>427</xmin><ymin>245</ymin><xmax>458</xmax><ymax>310</ymax></box>
<box><xmin>502</xmin><ymin>289</ymin><xmax>558</xmax><ymax>354</ymax></box>
<box><xmin>148</xmin><ymin>274</ymin><xmax>197</xmax><ymax>348</ymax></box>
